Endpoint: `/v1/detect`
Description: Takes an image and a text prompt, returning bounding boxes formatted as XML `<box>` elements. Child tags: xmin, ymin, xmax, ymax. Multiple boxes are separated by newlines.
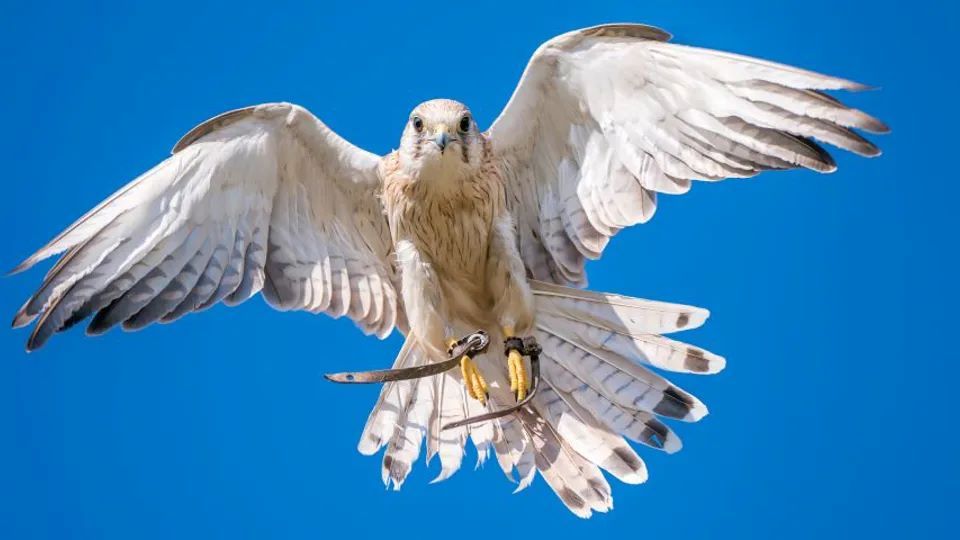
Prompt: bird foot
<box><xmin>440</xmin><ymin>332</ymin><xmax>541</xmax><ymax>431</ymax></box>
<box><xmin>504</xmin><ymin>328</ymin><xmax>536</xmax><ymax>402</ymax></box>
<box><xmin>449</xmin><ymin>338</ymin><xmax>488</xmax><ymax>405</ymax></box>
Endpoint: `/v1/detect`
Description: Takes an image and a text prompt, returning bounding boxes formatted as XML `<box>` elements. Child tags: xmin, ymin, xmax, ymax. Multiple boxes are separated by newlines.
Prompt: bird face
<box><xmin>399</xmin><ymin>99</ymin><xmax>482</xmax><ymax>182</ymax></box>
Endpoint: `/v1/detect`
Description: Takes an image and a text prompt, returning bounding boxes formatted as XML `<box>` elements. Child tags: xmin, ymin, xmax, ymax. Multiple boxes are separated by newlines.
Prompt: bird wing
<box><xmin>13</xmin><ymin>102</ymin><xmax>402</xmax><ymax>350</ymax></box>
<box><xmin>488</xmin><ymin>23</ymin><xmax>887</xmax><ymax>286</ymax></box>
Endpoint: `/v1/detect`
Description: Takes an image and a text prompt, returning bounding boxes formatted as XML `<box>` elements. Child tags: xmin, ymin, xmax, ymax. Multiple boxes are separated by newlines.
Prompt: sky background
<box><xmin>1</xmin><ymin>1</ymin><xmax>956</xmax><ymax>538</ymax></box>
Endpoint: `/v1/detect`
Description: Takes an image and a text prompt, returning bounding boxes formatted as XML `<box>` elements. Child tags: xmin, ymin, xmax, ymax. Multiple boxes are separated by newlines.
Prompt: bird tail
<box><xmin>357</xmin><ymin>280</ymin><xmax>724</xmax><ymax>517</ymax></box>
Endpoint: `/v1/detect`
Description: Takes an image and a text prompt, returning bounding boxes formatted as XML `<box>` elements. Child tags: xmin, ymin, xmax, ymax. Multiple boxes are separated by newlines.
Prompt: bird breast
<box><xmin>380</xmin><ymin>152</ymin><xmax>504</xmax><ymax>323</ymax></box>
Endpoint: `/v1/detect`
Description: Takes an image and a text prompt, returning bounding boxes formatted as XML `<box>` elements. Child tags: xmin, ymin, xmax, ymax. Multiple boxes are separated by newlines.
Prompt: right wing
<box><xmin>487</xmin><ymin>24</ymin><xmax>887</xmax><ymax>286</ymax></box>
<box><xmin>13</xmin><ymin>102</ymin><xmax>402</xmax><ymax>351</ymax></box>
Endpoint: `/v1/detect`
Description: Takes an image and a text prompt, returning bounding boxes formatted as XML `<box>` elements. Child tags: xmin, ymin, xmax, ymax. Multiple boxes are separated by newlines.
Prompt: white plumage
<box><xmin>11</xmin><ymin>23</ymin><xmax>885</xmax><ymax>517</ymax></box>
<box><xmin>493</xmin><ymin>25</ymin><xmax>885</xmax><ymax>288</ymax></box>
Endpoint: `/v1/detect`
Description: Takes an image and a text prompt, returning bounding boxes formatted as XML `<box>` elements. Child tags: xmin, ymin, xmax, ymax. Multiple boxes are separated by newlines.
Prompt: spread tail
<box><xmin>358</xmin><ymin>280</ymin><xmax>724</xmax><ymax>517</ymax></box>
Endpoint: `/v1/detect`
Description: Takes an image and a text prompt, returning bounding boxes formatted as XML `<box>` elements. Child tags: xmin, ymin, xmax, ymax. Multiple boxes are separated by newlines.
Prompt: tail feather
<box><xmin>430</xmin><ymin>372</ymin><xmax>468</xmax><ymax>483</ymax></box>
<box><xmin>357</xmin><ymin>338</ymin><xmax>416</xmax><ymax>456</ymax></box>
<box><xmin>538</xmin><ymin>381</ymin><xmax>648</xmax><ymax>484</ymax></box>
<box><xmin>540</xmin><ymin>349</ymin><xmax>683</xmax><ymax>453</ymax></box>
<box><xmin>357</xmin><ymin>283</ymin><xmax>722</xmax><ymax>517</ymax></box>
<box><xmin>517</xmin><ymin>407</ymin><xmax>613</xmax><ymax>517</ymax></box>
<box><xmin>538</xmin><ymin>311</ymin><xmax>725</xmax><ymax>374</ymax></box>
<box><xmin>511</xmin><ymin>429</ymin><xmax>537</xmax><ymax>492</ymax></box>
<box><xmin>572</xmin><ymin>383</ymin><xmax>683</xmax><ymax>454</ymax></box>
<box><xmin>492</xmin><ymin>415</ymin><xmax>535</xmax><ymax>489</ymax></box>
<box><xmin>466</xmin><ymin>390</ymin><xmax>495</xmax><ymax>467</ymax></box>
<box><xmin>380</xmin><ymin>379</ymin><xmax>417</xmax><ymax>488</ymax></box>
<box><xmin>480</xmin><ymin>348</ymin><xmax>537</xmax><ymax>486</ymax></box>
<box><xmin>538</xmin><ymin>326</ymin><xmax>707</xmax><ymax>422</ymax></box>
<box><xmin>425</xmin><ymin>373</ymin><xmax>443</xmax><ymax>464</ymax></box>
<box><xmin>531</xmin><ymin>280</ymin><xmax>709</xmax><ymax>335</ymax></box>
<box><xmin>382</xmin><ymin>375</ymin><xmax>432</xmax><ymax>489</ymax></box>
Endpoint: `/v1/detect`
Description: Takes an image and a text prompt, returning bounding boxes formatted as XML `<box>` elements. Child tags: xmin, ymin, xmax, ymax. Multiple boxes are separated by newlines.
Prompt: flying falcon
<box><xmin>11</xmin><ymin>24</ymin><xmax>886</xmax><ymax>516</ymax></box>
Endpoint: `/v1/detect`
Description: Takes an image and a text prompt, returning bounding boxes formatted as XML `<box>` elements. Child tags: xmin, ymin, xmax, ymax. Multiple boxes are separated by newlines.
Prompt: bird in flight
<box><xmin>11</xmin><ymin>24</ymin><xmax>885</xmax><ymax>516</ymax></box>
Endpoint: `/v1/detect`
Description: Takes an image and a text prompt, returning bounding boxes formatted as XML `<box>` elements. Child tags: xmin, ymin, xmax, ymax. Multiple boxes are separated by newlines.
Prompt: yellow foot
<box><xmin>450</xmin><ymin>338</ymin><xmax>487</xmax><ymax>405</ymax></box>
<box><xmin>503</xmin><ymin>327</ymin><xmax>530</xmax><ymax>402</ymax></box>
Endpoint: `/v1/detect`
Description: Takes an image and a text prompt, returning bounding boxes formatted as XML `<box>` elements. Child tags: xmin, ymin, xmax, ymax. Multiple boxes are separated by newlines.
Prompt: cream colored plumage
<box><xmin>10</xmin><ymin>23</ymin><xmax>886</xmax><ymax>517</ymax></box>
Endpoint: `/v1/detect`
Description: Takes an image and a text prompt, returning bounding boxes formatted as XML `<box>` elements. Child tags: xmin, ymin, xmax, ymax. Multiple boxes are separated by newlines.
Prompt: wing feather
<box><xmin>13</xmin><ymin>103</ymin><xmax>401</xmax><ymax>349</ymax></box>
<box><xmin>489</xmin><ymin>24</ymin><xmax>886</xmax><ymax>286</ymax></box>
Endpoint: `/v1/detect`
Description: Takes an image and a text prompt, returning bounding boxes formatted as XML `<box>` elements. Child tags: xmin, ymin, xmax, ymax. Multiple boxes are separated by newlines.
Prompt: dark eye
<box><xmin>412</xmin><ymin>116</ymin><xmax>423</xmax><ymax>132</ymax></box>
<box><xmin>458</xmin><ymin>115</ymin><xmax>471</xmax><ymax>133</ymax></box>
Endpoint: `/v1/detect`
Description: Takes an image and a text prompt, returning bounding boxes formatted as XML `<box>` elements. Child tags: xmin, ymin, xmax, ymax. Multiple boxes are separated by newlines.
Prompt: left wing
<box><xmin>12</xmin><ymin>103</ymin><xmax>401</xmax><ymax>351</ymax></box>
<box><xmin>488</xmin><ymin>24</ymin><xmax>887</xmax><ymax>286</ymax></box>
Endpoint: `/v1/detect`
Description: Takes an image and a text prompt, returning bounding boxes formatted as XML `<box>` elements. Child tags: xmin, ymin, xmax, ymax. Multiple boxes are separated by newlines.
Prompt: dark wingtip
<box><xmin>11</xmin><ymin>309</ymin><xmax>34</xmax><ymax>329</ymax></box>
<box><xmin>7</xmin><ymin>257</ymin><xmax>34</xmax><ymax>276</ymax></box>
<box><xmin>848</xmin><ymin>83</ymin><xmax>877</xmax><ymax>92</ymax></box>
<box><xmin>796</xmin><ymin>135</ymin><xmax>837</xmax><ymax>173</ymax></box>
<box><xmin>25</xmin><ymin>328</ymin><xmax>44</xmax><ymax>353</ymax></box>
<box><xmin>85</xmin><ymin>320</ymin><xmax>110</xmax><ymax>337</ymax></box>
<box><xmin>814</xmin><ymin>149</ymin><xmax>838</xmax><ymax>172</ymax></box>
<box><xmin>867</xmin><ymin>119</ymin><xmax>892</xmax><ymax>135</ymax></box>
<box><xmin>852</xmin><ymin>134</ymin><xmax>883</xmax><ymax>158</ymax></box>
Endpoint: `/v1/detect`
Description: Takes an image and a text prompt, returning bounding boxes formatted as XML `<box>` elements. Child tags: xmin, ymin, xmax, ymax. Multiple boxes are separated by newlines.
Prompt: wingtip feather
<box><xmin>11</xmin><ymin>311</ymin><xmax>34</xmax><ymax>329</ymax></box>
<box><xmin>8</xmin><ymin>255</ymin><xmax>39</xmax><ymax>276</ymax></box>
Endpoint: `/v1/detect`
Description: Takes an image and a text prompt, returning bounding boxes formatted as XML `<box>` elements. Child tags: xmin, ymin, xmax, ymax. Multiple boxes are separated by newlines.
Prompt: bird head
<box><xmin>398</xmin><ymin>99</ymin><xmax>483</xmax><ymax>183</ymax></box>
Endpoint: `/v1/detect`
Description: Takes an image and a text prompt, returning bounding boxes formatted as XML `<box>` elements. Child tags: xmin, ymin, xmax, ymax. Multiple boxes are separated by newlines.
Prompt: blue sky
<box><xmin>1</xmin><ymin>1</ymin><xmax>955</xmax><ymax>538</ymax></box>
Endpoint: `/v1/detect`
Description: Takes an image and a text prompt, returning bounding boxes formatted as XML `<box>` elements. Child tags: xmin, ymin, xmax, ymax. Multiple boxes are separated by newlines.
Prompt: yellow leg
<box><xmin>449</xmin><ymin>338</ymin><xmax>487</xmax><ymax>405</ymax></box>
<box><xmin>503</xmin><ymin>327</ymin><xmax>529</xmax><ymax>402</ymax></box>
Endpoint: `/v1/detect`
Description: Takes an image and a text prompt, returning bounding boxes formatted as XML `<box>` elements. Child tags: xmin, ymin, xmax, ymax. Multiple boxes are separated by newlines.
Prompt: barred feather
<box><xmin>13</xmin><ymin>103</ymin><xmax>398</xmax><ymax>351</ymax></box>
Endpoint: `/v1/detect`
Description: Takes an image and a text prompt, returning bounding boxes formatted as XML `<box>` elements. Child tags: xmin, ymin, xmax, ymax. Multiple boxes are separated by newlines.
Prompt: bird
<box><xmin>10</xmin><ymin>23</ymin><xmax>886</xmax><ymax>517</ymax></box>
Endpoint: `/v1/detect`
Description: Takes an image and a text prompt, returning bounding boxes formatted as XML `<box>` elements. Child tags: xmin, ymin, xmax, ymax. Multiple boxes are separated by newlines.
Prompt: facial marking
<box><xmin>401</xmin><ymin>99</ymin><xmax>481</xmax><ymax>180</ymax></box>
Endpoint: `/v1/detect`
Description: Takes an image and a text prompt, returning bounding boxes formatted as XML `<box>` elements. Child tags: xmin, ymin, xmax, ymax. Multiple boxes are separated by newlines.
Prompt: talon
<box><xmin>441</xmin><ymin>334</ymin><xmax>541</xmax><ymax>432</ymax></box>
<box><xmin>460</xmin><ymin>355</ymin><xmax>488</xmax><ymax>405</ymax></box>
<box><xmin>503</xmin><ymin>327</ymin><xmax>530</xmax><ymax>402</ymax></box>
<box><xmin>509</xmin><ymin>349</ymin><xmax>528</xmax><ymax>400</ymax></box>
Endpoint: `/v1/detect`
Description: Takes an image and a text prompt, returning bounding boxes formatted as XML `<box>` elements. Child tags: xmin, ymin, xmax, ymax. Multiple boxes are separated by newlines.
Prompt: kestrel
<box><xmin>11</xmin><ymin>24</ymin><xmax>886</xmax><ymax>516</ymax></box>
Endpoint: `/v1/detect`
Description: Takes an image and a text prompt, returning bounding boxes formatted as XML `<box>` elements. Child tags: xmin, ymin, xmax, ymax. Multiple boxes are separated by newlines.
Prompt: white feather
<box><xmin>490</xmin><ymin>24</ymin><xmax>885</xmax><ymax>287</ymax></box>
<box><xmin>14</xmin><ymin>103</ymin><xmax>399</xmax><ymax>350</ymax></box>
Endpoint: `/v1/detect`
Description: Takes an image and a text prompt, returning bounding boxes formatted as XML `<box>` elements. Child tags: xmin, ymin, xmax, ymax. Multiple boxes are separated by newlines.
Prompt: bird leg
<box><xmin>441</xmin><ymin>334</ymin><xmax>541</xmax><ymax>431</ymax></box>
<box><xmin>450</xmin><ymin>338</ymin><xmax>487</xmax><ymax>405</ymax></box>
<box><xmin>503</xmin><ymin>326</ymin><xmax>531</xmax><ymax>402</ymax></box>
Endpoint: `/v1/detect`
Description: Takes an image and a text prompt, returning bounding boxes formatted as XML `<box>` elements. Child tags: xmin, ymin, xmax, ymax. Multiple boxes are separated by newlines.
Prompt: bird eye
<box><xmin>458</xmin><ymin>115</ymin><xmax>471</xmax><ymax>133</ymax></box>
<box><xmin>412</xmin><ymin>116</ymin><xmax>423</xmax><ymax>132</ymax></box>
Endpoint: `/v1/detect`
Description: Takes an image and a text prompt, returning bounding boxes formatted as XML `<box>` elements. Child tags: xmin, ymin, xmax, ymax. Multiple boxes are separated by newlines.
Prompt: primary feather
<box><xmin>13</xmin><ymin>103</ymin><xmax>400</xmax><ymax>350</ymax></box>
<box><xmin>491</xmin><ymin>23</ymin><xmax>886</xmax><ymax>287</ymax></box>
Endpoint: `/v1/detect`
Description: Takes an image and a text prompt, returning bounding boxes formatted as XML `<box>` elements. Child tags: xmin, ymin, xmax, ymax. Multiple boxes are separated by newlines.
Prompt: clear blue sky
<box><xmin>1</xmin><ymin>1</ymin><xmax>955</xmax><ymax>538</ymax></box>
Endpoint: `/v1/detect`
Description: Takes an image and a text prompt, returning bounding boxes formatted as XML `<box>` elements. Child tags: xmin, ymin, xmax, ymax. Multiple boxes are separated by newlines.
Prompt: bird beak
<box><xmin>433</xmin><ymin>127</ymin><xmax>451</xmax><ymax>153</ymax></box>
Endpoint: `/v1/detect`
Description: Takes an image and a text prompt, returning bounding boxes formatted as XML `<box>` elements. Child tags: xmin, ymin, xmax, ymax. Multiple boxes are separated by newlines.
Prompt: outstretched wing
<box><xmin>488</xmin><ymin>24</ymin><xmax>887</xmax><ymax>286</ymax></box>
<box><xmin>13</xmin><ymin>103</ymin><xmax>402</xmax><ymax>351</ymax></box>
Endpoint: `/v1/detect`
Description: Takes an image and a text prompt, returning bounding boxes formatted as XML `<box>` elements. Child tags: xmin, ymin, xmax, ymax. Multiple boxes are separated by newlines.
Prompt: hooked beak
<box><xmin>433</xmin><ymin>131</ymin><xmax>451</xmax><ymax>153</ymax></box>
